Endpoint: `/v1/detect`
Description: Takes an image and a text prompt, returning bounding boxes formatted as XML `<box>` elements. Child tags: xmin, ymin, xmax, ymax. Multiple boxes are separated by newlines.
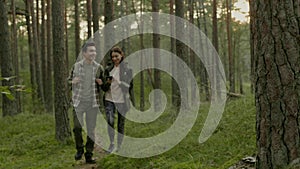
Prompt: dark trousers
<box><xmin>105</xmin><ymin>100</ymin><xmax>126</xmax><ymax>148</ymax></box>
<box><xmin>73</xmin><ymin>101</ymin><xmax>98</xmax><ymax>156</ymax></box>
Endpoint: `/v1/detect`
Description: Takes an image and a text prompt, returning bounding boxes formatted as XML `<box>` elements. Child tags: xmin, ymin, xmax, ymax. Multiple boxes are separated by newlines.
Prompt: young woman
<box><xmin>101</xmin><ymin>46</ymin><xmax>133</xmax><ymax>153</ymax></box>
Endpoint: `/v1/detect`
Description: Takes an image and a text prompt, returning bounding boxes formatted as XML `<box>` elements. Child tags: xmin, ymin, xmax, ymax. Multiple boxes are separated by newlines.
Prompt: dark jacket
<box><xmin>101</xmin><ymin>61</ymin><xmax>134</xmax><ymax>110</ymax></box>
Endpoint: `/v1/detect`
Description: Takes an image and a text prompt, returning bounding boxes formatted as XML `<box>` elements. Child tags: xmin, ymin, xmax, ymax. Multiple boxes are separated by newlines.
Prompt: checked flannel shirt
<box><xmin>70</xmin><ymin>59</ymin><xmax>103</xmax><ymax>108</ymax></box>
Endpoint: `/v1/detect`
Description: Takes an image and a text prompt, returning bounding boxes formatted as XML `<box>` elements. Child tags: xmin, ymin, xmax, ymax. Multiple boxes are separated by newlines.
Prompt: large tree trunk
<box><xmin>52</xmin><ymin>0</ymin><xmax>71</xmax><ymax>142</ymax></box>
<box><xmin>140</xmin><ymin>0</ymin><xmax>145</xmax><ymax>111</ymax></box>
<box><xmin>252</xmin><ymin>0</ymin><xmax>300</xmax><ymax>168</ymax></box>
<box><xmin>0</xmin><ymin>0</ymin><xmax>18</xmax><ymax>116</ymax></box>
<box><xmin>152</xmin><ymin>0</ymin><xmax>161</xmax><ymax>111</ymax></box>
<box><xmin>45</xmin><ymin>0</ymin><xmax>53</xmax><ymax>113</ymax></box>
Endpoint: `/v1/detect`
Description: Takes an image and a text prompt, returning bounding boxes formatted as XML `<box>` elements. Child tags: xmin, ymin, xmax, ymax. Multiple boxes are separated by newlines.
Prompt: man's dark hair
<box><xmin>82</xmin><ymin>41</ymin><xmax>96</xmax><ymax>53</ymax></box>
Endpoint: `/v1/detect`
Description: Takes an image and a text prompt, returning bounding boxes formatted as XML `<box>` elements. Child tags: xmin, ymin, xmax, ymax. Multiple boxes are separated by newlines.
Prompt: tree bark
<box><xmin>30</xmin><ymin>0</ymin><xmax>44</xmax><ymax>104</ymax></box>
<box><xmin>11</xmin><ymin>0</ymin><xmax>21</xmax><ymax>113</ymax></box>
<box><xmin>45</xmin><ymin>0</ymin><xmax>53</xmax><ymax>113</ymax></box>
<box><xmin>74</xmin><ymin>0</ymin><xmax>80</xmax><ymax>60</ymax></box>
<box><xmin>87</xmin><ymin>0</ymin><xmax>92</xmax><ymax>38</ymax></box>
<box><xmin>226</xmin><ymin>0</ymin><xmax>234</xmax><ymax>93</ymax></box>
<box><xmin>41</xmin><ymin>0</ymin><xmax>47</xmax><ymax>110</ymax></box>
<box><xmin>152</xmin><ymin>0</ymin><xmax>161</xmax><ymax>111</ymax></box>
<box><xmin>0</xmin><ymin>0</ymin><xmax>18</xmax><ymax>116</ymax></box>
<box><xmin>104</xmin><ymin>0</ymin><xmax>114</xmax><ymax>65</ymax></box>
<box><xmin>52</xmin><ymin>0</ymin><xmax>71</xmax><ymax>142</ymax></box>
<box><xmin>253</xmin><ymin>0</ymin><xmax>300</xmax><ymax>168</ymax></box>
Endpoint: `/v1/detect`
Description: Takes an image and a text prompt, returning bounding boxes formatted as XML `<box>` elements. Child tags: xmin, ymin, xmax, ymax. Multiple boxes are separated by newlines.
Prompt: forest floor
<box><xmin>0</xmin><ymin>88</ymin><xmax>256</xmax><ymax>169</ymax></box>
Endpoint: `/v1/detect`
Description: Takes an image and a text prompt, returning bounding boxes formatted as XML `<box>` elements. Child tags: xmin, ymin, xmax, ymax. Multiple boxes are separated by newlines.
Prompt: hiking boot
<box><xmin>74</xmin><ymin>150</ymin><xmax>84</xmax><ymax>160</ymax></box>
<box><xmin>85</xmin><ymin>152</ymin><xmax>96</xmax><ymax>164</ymax></box>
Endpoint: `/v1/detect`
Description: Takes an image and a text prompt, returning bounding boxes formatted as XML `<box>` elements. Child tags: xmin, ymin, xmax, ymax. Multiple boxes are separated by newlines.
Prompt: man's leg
<box><xmin>73</xmin><ymin>107</ymin><xmax>84</xmax><ymax>160</ymax></box>
<box><xmin>85</xmin><ymin>106</ymin><xmax>98</xmax><ymax>163</ymax></box>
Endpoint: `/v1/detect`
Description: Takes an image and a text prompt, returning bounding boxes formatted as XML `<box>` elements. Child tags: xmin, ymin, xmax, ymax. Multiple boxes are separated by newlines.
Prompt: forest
<box><xmin>0</xmin><ymin>0</ymin><xmax>299</xmax><ymax>169</ymax></box>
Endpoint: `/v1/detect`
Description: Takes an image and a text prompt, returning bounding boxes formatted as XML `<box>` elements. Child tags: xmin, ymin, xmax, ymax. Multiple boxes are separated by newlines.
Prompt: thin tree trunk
<box><xmin>30</xmin><ymin>0</ymin><xmax>44</xmax><ymax>104</ymax></box>
<box><xmin>104</xmin><ymin>0</ymin><xmax>114</xmax><ymax>65</ymax></box>
<box><xmin>226</xmin><ymin>0</ymin><xmax>234</xmax><ymax>93</ymax></box>
<box><xmin>41</xmin><ymin>0</ymin><xmax>47</xmax><ymax>109</ymax></box>
<box><xmin>140</xmin><ymin>0</ymin><xmax>145</xmax><ymax>111</ymax></box>
<box><xmin>74</xmin><ymin>0</ymin><xmax>80</xmax><ymax>60</ymax></box>
<box><xmin>170</xmin><ymin>0</ymin><xmax>177</xmax><ymax>107</ymax></box>
<box><xmin>87</xmin><ymin>0</ymin><xmax>92</xmax><ymax>38</ymax></box>
<box><xmin>25</xmin><ymin>0</ymin><xmax>37</xmax><ymax>104</ymax></box>
<box><xmin>152</xmin><ymin>0</ymin><xmax>161</xmax><ymax>111</ymax></box>
<box><xmin>45</xmin><ymin>0</ymin><xmax>53</xmax><ymax>113</ymax></box>
<box><xmin>52</xmin><ymin>0</ymin><xmax>71</xmax><ymax>142</ymax></box>
<box><xmin>0</xmin><ymin>0</ymin><xmax>18</xmax><ymax>116</ymax></box>
<box><xmin>175</xmin><ymin>0</ymin><xmax>188</xmax><ymax>110</ymax></box>
<box><xmin>11</xmin><ymin>0</ymin><xmax>21</xmax><ymax>113</ymax></box>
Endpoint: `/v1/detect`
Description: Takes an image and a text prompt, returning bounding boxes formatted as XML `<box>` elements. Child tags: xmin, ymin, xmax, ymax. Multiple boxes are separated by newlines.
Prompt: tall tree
<box><xmin>92</xmin><ymin>0</ymin><xmax>99</xmax><ymax>33</ymax></box>
<box><xmin>0</xmin><ymin>0</ymin><xmax>18</xmax><ymax>116</ymax></box>
<box><xmin>152</xmin><ymin>0</ymin><xmax>161</xmax><ymax>111</ymax></box>
<box><xmin>52</xmin><ymin>0</ymin><xmax>71</xmax><ymax>142</ymax></box>
<box><xmin>74</xmin><ymin>0</ymin><xmax>80</xmax><ymax>60</ymax></box>
<box><xmin>170</xmin><ymin>0</ymin><xmax>177</xmax><ymax>107</ymax></box>
<box><xmin>252</xmin><ymin>0</ymin><xmax>300</xmax><ymax>168</ymax></box>
<box><xmin>25</xmin><ymin>0</ymin><xmax>37</xmax><ymax>104</ymax></box>
<box><xmin>226</xmin><ymin>0</ymin><xmax>234</xmax><ymax>93</ymax></box>
<box><xmin>104</xmin><ymin>0</ymin><xmax>114</xmax><ymax>65</ymax></box>
<box><xmin>30</xmin><ymin>0</ymin><xmax>44</xmax><ymax>104</ymax></box>
<box><xmin>41</xmin><ymin>0</ymin><xmax>47</xmax><ymax>109</ymax></box>
<box><xmin>45</xmin><ymin>0</ymin><xmax>53</xmax><ymax>113</ymax></box>
<box><xmin>175</xmin><ymin>0</ymin><xmax>188</xmax><ymax>109</ymax></box>
<box><xmin>87</xmin><ymin>0</ymin><xmax>92</xmax><ymax>38</ymax></box>
<box><xmin>140</xmin><ymin>0</ymin><xmax>145</xmax><ymax>111</ymax></box>
<box><xmin>11</xmin><ymin>0</ymin><xmax>21</xmax><ymax>113</ymax></box>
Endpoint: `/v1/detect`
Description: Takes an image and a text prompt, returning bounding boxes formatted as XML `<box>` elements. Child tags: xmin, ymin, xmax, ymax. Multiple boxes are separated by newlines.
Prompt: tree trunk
<box><xmin>11</xmin><ymin>0</ymin><xmax>21</xmax><ymax>114</ymax></box>
<box><xmin>52</xmin><ymin>0</ymin><xmax>71</xmax><ymax>142</ymax></box>
<box><xmin>252</xmin><ymin>0</ymin><xmax>300</xmax><ymax>168</ymax></box>
<box><xmin>45</xmin><ymin>0</ymin><xmax>53</xmax><ymax>113</ymax></box>
<box><xmin>41</xmin><ymin>0</ymin><xmax>47</xmax><ymax>110</ymax></box>
<box><xmin>152</xmin><ymin>0</ymin><xmax>161</xmax><ymax>111</ymax></box>
<box><xmin>30</xmin><ymin>0</ymin><xmax>44</xmax><ymax>104</ymax></box>
<box><xmin>140</xmin><ymin>0</ymin><xmax>145</xmax><ymax>111</ymax></box>
<box><xmin>74</xmin><ymin>0</ymin><xmax>80</xmax><ymax>60</ymax></box>
<box><xmin>0</xmin><ymin>0</ymin><xmax>18</xmax><ymax>116</ymax></box>
<box><xmin>226</xmin><ymin>0</ymin><xmax>234</xmax><ymax>93</ymax></box>
<box><xmin>92</xmin><ymin>0</ymin><xmax>99</xmax><ymax>33</ymax></box>
<box><xmin>87</xmin><ymin>0</ymin><xmax>92</xmax><ymax>38</ymax></box>
<box><xmin>25</xmin><ymin>0</ymin><xmax>37</xmax><ymax>104</ymax></box>
<box><xmin>104</xmin><ymin>0</ymin><xmax>114</xmax><ymax>65</ymax></box>
<box><xmin>175</xmin><ymin>0</ymin><xmax>188</xmax><ymax>110</ymax></box>
<box><xmin>170</xmin><ymin>0</ymin><xmax>177</xmax><ymax>107</ymax></box>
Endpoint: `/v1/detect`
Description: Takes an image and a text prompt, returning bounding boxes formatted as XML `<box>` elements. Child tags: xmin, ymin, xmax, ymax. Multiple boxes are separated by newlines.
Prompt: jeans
<box><xmin>105</xmin><ymin>100</ymin><xmax>127</xmax><ymax>148</ymax></box>
<box><xmin>73</xmin><ymin>101</ymin><xmax>98</xmax><ymax>155</ymax></box>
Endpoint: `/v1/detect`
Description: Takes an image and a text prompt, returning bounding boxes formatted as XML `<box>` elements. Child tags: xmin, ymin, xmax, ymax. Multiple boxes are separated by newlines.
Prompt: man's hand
<box><xmin>96</xmin><ymin>78</ymin><xmax>103</xmax><ymax>85</ymax></box>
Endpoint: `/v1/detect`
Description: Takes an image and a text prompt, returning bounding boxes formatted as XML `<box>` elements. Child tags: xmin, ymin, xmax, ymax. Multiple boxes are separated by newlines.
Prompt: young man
<box><xmin>69</xmin><ymin>42</ymin><xmax>103</xmax><ymax>164</ymax></box>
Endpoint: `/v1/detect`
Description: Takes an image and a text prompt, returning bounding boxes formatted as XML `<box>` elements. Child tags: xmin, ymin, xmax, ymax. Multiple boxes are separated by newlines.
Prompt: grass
<box><xmin>0</xmin><ymin>84</ymin><xmax>256</xmax><ymax>169</ymax></box>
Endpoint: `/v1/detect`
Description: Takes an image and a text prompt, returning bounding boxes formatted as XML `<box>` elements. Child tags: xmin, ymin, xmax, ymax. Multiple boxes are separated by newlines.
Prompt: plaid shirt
<box><xmin>70</xmin><ymin>59</ymin><xmax>103</xmax><ymax>108</ymax></box>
